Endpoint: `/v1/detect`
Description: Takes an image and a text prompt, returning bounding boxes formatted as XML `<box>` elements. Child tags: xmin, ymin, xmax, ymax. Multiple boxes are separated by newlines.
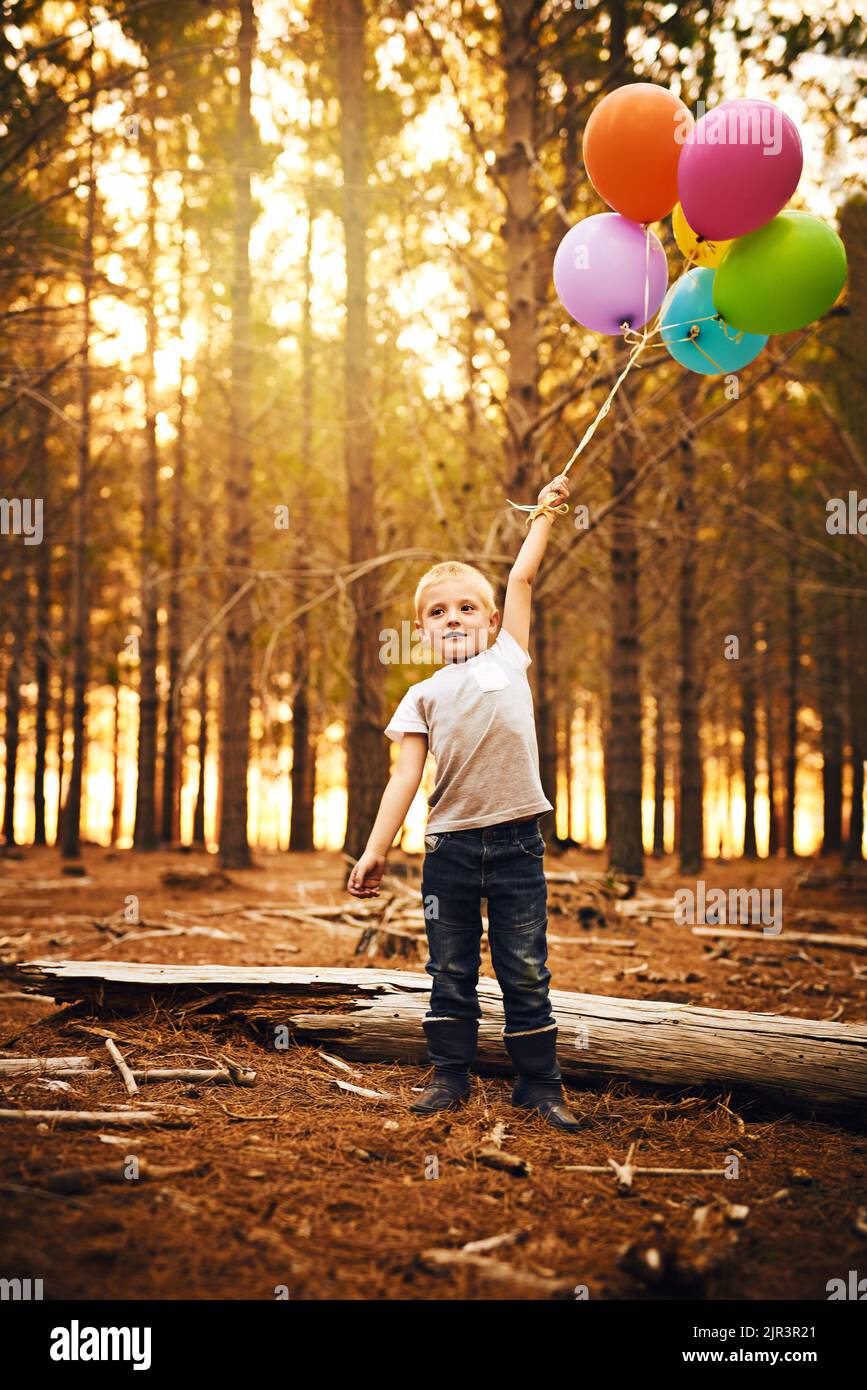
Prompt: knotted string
<box><xmin>685</xmin><ymin>322</ymin><xmax>724</xmax><ymax>372</ymax></box>
<box><xmin>684</xmin><ymin>232</ymin><xmax>723</xmax><ymax>265</ymax></box>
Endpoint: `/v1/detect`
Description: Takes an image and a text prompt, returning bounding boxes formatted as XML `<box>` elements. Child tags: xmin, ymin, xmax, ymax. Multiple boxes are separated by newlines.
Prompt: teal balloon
<box><xmin>713</xmin><ymin>210</ymin><xmax>847</xmax><ymax>334</ymax></box>
<box><xmin>660</xmin><ymin>267</ymin><xmax>767</xmax><ymax>375</ymax></box>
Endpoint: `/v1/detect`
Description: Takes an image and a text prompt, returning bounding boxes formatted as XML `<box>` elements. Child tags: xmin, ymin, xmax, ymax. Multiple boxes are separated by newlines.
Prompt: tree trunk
<box><xmin>652</xmin><ymin>687</ymin><xmax>665</xmax><ymax>857</ymax></box>
<box><xmin>608</xmin><ymin>0</ymin><xmax>627</xmax><ymax>69</ymax></box>
<box><xmin>289</xmin><ymin>189</ymin><xmax>316</xmax><ymax>852</ymax></box>
<box><xmin>193</xmin><ymin>391</ymin><xmax>214</xmax><ymax>851</ymax></box>
<box><xmin>32</xmin><ymin>405</ymin><xmax>50</xmax><ymax>847</ymax></box>
<box><xmin>55</xmin><ymin>632</ymin><xmax>70</xmax><ymax>846</ymax></box>
<box><xmin>110</xmin><ymin>673</ymin><xmax>122</xmax><ymax>847</ymax></box>
<box><xmin>161</xmin><ymin>200</ymin><xmax>188</xmax><ymax>846</ymax></box>
<box><xmin>741</xmin><ymin>579</ymin><xmax>757</xmax><ymax>858</ymax></box>
<box><xmin>2</xmin><ymin>546</ymin><xmax>26</xmax><ymax>846</ymax></box>
<box><xmin>336</xmin><ymin>0</ymin><xmax>388</xmax><ymax>863</ymax></box>
<box><xmin>783</xmin><ymin>460</ymin><xmax>799</xmax><ymax>858</ymax></box>
<box><xmin>672</xmin><ymin>729</ymin><xmax>682</xmax><ymax>854</ymax></box>
<box><xmin>563</xmin><ymin>693</ymin><xmax>574</xmax><ymax>841</ymax></box>
<box><xmin>608</xmin><ymin>442</ymin><xmax>644</xmax><ymax>877</ymax></box>
<box><xmin>763</xmin><ymin>623</ymin><xmax>780</xmax><ymax>857</ymax></box>
<box><xmin>61</xmin><ymin>82</ymin><xmax>95</xmax><ymax>861</ymax></box>
<box><xmin>499</xmin><ymin>0</ymin><xmax>540</xmax><ymax>506</ymax></box>
<box><xmin>721</xmin><ymin>716</ymin><xmax>733</xmax><ymax>858</ymax></box>
<box><xmin>602</xmin><ymin>697</ymin><xmax>611</xmax><ymax>847</ymax></box>
<box><xmin>677</xmin><ymin>378</ymin><xmax>703</xmax><ymax>874</ymax></box>
<box><xmin>535</xmin><ymin>605</ymin><xmax>558</xmax><ymax>841</ymax></box>
<box><xmin>765</xmin><ymin>692</ymin><xmax>779</xmax><ymax>858</ymax></box>
<box><xmin>583</xmin><ymin>696</ymin><xmax>593</xmax><ymax>845</ymax></box>
<box><xmin>134</xmin><ymin>116</ymin><xmax>161</xmax><ymax>852</ymax></box>
<box><xmin>218</xmin><ymin>0</ymin><xmax>256</xmax><ymax>868</ymax></box>
<box><xmin>819</xmin><ymin>606</ymin><xmax>844</xmax><ymax>855</ymax></box>
<box><xmin>192</xmin><ymin>658</ymin><xmax>208</xmax><ymax>848</ymax></box>
<box><xmin>845</xmin><ymin>595</ymin><xmax>864</xmax><ymax>863</ymax></box>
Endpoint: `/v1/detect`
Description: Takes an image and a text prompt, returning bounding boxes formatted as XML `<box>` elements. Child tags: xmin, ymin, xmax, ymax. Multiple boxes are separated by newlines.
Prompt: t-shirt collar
<box><xmin>430</xmin><ymin>634</ymin><xmax>496</xmax><ymax>673</ymax></box>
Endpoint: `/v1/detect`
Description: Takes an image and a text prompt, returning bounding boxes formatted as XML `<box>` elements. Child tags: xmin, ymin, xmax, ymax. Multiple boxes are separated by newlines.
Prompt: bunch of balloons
<box><xmin>553</xmin><ymin>83</ymin><xmax>848</xmax><ymax>375</ymax></box>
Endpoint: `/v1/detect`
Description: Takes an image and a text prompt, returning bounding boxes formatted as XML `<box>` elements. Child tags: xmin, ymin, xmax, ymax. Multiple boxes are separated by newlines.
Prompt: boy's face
<box><xmin>416</xmin><ymin>579</ymin><xmax>498</xmax><ymax>664</ymax></box>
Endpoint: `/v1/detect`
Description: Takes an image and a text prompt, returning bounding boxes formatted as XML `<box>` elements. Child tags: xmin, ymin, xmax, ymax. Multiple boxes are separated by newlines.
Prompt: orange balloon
<box><xmin>583</xmin><ymin>83</ymin><xmax>693</xmax><ymax>224</ymax></box>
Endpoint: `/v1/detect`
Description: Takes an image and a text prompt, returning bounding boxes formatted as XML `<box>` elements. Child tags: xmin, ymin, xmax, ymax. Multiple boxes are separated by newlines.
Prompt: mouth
<box><xmin>443</xmin><ymin>632</ymin><xmax>467</xmax><ymax>640</ymax></box>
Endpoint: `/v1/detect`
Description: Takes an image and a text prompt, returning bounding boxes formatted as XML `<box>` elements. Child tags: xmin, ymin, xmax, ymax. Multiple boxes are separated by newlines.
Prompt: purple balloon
<box><xmin>678</xmin><ymin>99</ymin><xmax>803</xmax><ymax>241</ymax></box>
<box><xmin>553</xmin><ymin>213</ymin><xmax>668</xmax><ymax>335</ymax></box>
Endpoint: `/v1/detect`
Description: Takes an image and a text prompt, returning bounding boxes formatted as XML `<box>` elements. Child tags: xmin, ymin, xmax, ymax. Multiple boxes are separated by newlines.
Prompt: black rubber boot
<box><xmin>503</xmin><ymin>1024</ymin><xmax>584</xmax><ymax>1132</ymax></box>
<box><xmin>410</xmin><ymin>1017</ymin><xmax>478</xmax><ymax>1114</ymax></box>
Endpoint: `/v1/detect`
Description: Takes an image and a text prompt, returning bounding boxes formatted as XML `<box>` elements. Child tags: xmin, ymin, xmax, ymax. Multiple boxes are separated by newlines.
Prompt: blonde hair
<box><xmin>414</xmin><ymin>561</ymin><xmax>497</xmax><ymax>620</ymax></box>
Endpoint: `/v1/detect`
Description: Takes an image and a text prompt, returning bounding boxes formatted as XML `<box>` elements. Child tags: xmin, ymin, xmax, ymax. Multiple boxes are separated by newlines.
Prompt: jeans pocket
<box><xmin>517</xmin><ymin>833</ymin><xmax>545</xmax><ymax>860</ymax></box>
<box><xmin>424</xmin><ymin>833</ymin><xmax>447</xmax><ymax>855</ymax></box>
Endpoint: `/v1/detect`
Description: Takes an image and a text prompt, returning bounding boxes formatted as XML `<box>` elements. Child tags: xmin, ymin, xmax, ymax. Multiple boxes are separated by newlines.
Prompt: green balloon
<box><xmin>713</xmin><ymin>210</ymin><xmax>847</xmax><ymax>334</ymax></box>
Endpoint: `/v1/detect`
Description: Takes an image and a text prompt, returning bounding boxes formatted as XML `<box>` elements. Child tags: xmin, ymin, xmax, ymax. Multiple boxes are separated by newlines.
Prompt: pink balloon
<box><xmin>553</xmin><ymin>213</ymin><xmax>668</xmax><ymax>336</ymax></box>
<box><xmin>678</xmin><ymin>99</ymin><xmax>803</xmax><ymax>241</ymax></box>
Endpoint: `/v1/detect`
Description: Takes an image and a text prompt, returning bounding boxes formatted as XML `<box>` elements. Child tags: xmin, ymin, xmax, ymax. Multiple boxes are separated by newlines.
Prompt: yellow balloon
<box><xmin>672</xmin><ymin>203</ymin><xmax>733</xmax><ymax>268</ymax></box>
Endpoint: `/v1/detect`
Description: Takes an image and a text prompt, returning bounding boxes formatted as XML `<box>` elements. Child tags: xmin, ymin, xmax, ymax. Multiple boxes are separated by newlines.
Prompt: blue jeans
<box><xmin>420</xmin><ymin>816</ymin><xmax>554</xmax><ymax>1036</ymax></box>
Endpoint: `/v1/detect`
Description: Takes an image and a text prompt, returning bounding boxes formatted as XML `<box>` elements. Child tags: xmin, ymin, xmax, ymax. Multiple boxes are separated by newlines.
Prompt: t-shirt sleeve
<box><xmin>384</xmin><ymin>686</ymin><xmax>428</xmax><ymax>742</ymax></box>
<box><xmin>493</xmin><ymin>627</ymin><xmax>531</xmax><ymax>672</ymax></box>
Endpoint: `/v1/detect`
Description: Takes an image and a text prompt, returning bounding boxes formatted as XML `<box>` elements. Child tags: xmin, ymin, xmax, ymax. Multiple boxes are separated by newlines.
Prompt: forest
<box><xmin>0</xmin><ymin>0</ymin><xmax>866</xmax><ymax>1317</ymax></box>
<box><xmin>0</xmin><ymin>0</ymin><xmax>863</xmax><ymax>873</ymax></box>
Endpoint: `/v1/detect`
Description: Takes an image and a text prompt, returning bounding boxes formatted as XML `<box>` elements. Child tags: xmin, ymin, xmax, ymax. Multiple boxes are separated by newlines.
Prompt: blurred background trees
<box><xmin>0</xmin><ymin>0</ymin><xmax>863</xmax><ymax>873</ymax></box>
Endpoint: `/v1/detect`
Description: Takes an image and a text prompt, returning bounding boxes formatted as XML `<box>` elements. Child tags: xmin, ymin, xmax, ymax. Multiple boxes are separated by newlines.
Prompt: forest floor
<box><xmin>1</xmin><ymin>841</ymin><xmax>866</xmax><ymax>1302</ymax></box>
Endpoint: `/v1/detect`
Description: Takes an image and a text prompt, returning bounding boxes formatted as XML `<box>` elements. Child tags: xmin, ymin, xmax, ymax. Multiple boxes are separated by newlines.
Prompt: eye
<box><xmin>461</xmin><ymin>603</ymin><xmax>475</xmax><ymax>611</ymax></box>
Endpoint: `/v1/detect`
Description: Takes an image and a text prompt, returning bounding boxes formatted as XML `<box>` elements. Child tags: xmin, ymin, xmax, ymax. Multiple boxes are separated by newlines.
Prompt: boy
<box><xmin>347</xmin><ymin>473</ymin><xmax>581</xmax><ymax>1131</ymax></box>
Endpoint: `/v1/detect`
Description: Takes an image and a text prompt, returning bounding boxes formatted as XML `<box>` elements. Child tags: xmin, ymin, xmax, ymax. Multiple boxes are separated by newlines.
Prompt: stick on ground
<box><xmin>105</xmin><ymin>1037</ymin><xmax>139</xmax><ymax>1096</ymax></box>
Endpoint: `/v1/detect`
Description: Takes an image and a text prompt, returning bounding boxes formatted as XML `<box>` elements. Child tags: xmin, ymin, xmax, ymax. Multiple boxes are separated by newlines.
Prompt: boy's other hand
<box><xmin>347</xmin><ymin>850</ymin><xmax>387</xmax><ymax>897</ymax></box>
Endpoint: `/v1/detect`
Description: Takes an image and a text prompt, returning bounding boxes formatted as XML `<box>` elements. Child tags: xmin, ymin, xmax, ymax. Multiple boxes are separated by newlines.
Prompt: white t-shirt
<box><xmin>384</xmin><ymin>627</ymin><xmax>554</xmax><ymax>833</ymax></box>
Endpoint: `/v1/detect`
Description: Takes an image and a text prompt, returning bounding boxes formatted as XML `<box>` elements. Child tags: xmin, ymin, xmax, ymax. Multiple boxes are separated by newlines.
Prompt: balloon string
<box><xmin>507</xmin><ymin>226</ymin><xmax>660</xmax><ymax>527</ymax></box>
<box><xmin>624</xmin><ymin>311</ymin><xmax>720</xmax><ymax>347</ymax></box>
<box><xmin>685</xmin><ymin>237</ymin><xmax>719</xmax><ymax>264</ymax></box>
<box><xmin>719</xmin><ymin>320</ymin><xmax>744</xmax><ymax>342</ymax></box>
<box><xmin>686</xmin><ymin>323</ymin><xmax>725</xmax><ymax>372</ymax></box>
<box><xmin>657</xmin><ymin>312</ymin><xmax>718</xmax><ymax>332</ymax></box>
<box><xmin>642</xmin><ymin>217</ymin><xmax>650</xmax><ymax>336</ymax></box>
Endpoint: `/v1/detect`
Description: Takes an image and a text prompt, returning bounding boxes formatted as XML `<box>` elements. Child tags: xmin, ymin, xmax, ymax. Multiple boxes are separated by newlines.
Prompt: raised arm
<box><xmin>501</xmin><ymin>473</ymin><xmax>570</xmax><ymax>653</ymax></box>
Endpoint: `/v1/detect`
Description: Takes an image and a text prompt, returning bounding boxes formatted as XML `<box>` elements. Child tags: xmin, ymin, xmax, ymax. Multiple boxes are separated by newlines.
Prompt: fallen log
<box><xmin>0</xmin><ymin>1056</ymin><xmax>100</xmax><ymax>1076</ymax></box>
<box><xmin>0</xmin><ymin>1108</ymin><xmax>193</xmax><ymax>1128</ymax></box>
<box><xmin>101</xmin><ymin>924</ymin><xmax>246</xmax><ymax>947</ymax></box>
<box><xmin>0</xmin><ymin>1056</ymin><xmax>254</xmax><ymax>1084</ymax></box>
<box><xmin>140</xmin><ymin>1067</ymin><xmax>255</xmax><ymax>1085</ymax></box>
<box><xmin>19</xmin><ymin>1070</ymin><xmax>248</xmax><ymax>1090</ymax></box>
<box><xmin>4</xmin><ymin>960</ymin><xmax>867</xmax><ymax>1119</ymax></box>
<box><xmin>691</xmin><ymin>926</ymin><xmax>867</xmax><ymax>954</ymax></box>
